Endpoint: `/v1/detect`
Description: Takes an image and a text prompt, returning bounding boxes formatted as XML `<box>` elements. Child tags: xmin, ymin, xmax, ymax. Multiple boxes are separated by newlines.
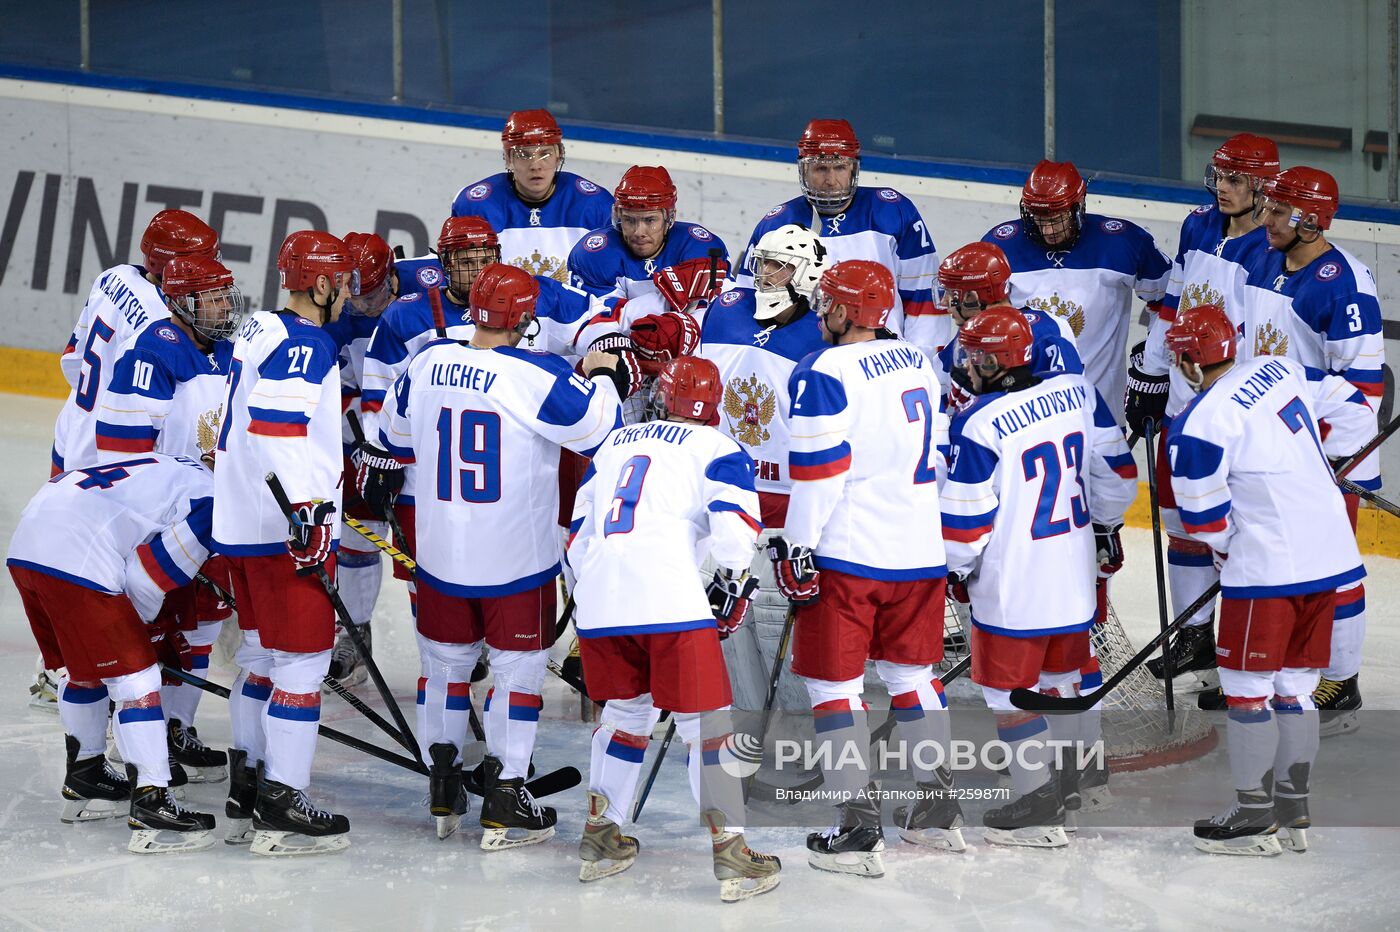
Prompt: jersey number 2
<box><xmin>901</xmin><ymin>388</ymin><xmax>938</xmax><ymax>484</ymax></box>
<box><xmin>436</xmin><ymin>408</ymin><xmax>502</xmax><ymax>503</ymax></box>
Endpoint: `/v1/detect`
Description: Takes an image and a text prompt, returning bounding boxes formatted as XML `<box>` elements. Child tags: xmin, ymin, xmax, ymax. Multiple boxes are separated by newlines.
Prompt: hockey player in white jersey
<box><xmin>98</xmin><ymin>254</ymin><xmax>242</xmax><ymax>781</ymax></box>
<box><xmin>981</xmin><ymin>160</ymin><xmax>1171</xmax><ymax>424</ymax></box>
<box><xmin>366</xmin><ymin>263</ymin><xmax>625</xmax><ymax>846</ymax></box>
<box><xmin>213</xmin><ymin>230</ymin><xmax>357</xmax><ymax>856</ymax></box>
<box><xmin>941</xmin><ymin>306</ymin><xmax>1137</xmax><ymax>848</ymax></box>
<box><xmin>567</xmin><ymin>165</ymin><xmax>728</xmax><ymax>301</ymax></box>
<box><xmin>773</xmin><ymin>260</ymin><xmax>956</xmax><ymax>876</ymax></box>
<box><xmin>1243</xmin><ymin>167</ymin><xmax>1384</xmax><ymax>731</ymax></box>
<box><xmin>1163</xmin><ymin>304</ymin><xmax>1372</xmax><ymax>855</ymax></box>
<box><xmin>8</xmin><ymin>454</ymin><xmax>220</xmax><ymax>853</ymax></box>
<box><xmin>1130</xmin><ymin>133</ymin><xmax>1280</xmax><ymax>698</ymax></box>
<box><xmin>567</xmin><ymin>355</ymin><xmax>781</xmax><ymax>901</ymax></box>
<box><xmin>622</xmin><ymin>224</ymin><xmax>827</xmax><ymax>710</ymax></box>
<box><xmin>452</xmin><ymin>109</ymin><xmax>614</xmax><ymax>283</ymax></box>
<box><xmin>322</xmin><ymin>232</ymin><xmax>399</xmax><ymax>690</ymax></box>
<box><xmin>736</xmin><ymin>119</ymin><xmax>946</xmax><ymax>359</ymax></box>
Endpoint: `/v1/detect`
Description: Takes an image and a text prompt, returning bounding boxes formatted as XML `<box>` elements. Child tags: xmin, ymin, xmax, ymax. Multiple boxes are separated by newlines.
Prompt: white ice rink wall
<box><xmin>1</xmin><ymin>73</ymin><xmax>1397</xmax><ymax>490</ymax></box>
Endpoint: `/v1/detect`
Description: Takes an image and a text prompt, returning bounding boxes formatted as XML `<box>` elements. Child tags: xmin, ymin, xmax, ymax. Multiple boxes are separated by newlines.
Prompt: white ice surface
<box><xmin>1</xmin><ymin>392</ymin><xmax>1397</xmax><ymax>931</ymax></box>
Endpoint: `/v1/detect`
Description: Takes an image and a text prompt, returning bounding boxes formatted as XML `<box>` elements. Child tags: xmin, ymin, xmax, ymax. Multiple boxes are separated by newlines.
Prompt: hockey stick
<box><xmin>423</xmin><ymin>267</ymin><xmax>448</xmax><ymax>339</ymax></box>
<box><xmin>631</xmin><ymin>716</ymin><xmax>677</xmax><ymax>822</ymax></box>
<box><xmin>266</xmin><ymin>472</ymin><xmax>424</xmax><ymax>769</ymax></box>
<box><xmin>1340</xmin><ymin>477</ymin><xmax>1400</xmax><ymax>519</ymax></box>
<box><xmin>192</xmin><ymin>572</ymin><xmax>416</xmax><ymax>755</ymax></box>
<box><xmin>344</xmin><ymin>514</ymin><xmax>416</xmax><ymax>571</ymax></box>
<box><xmin>1011</xmin><ymin>413</ymin><xmax>1400</xmax><ymax>713</ymax></box>
<box><xmin>1142</xmin><ymin>419</ymin><xmax>1175</xmax><ymax>709</ymax></box>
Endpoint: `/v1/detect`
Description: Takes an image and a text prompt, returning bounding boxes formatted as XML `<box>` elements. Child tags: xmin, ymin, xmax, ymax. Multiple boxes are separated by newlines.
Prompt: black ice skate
<box><xmin>1147</xmin><ymin>622</ymin><xmax>1217</xmax><ymax>691</ymax></box>
<box><xmin>1313</xmin><ymin>675</ymin><xmax>1361</xmax><ymax>738</ymax></box>
<box><xmin>983</xmin><ymin>776</ymin><xmax>1068</xmax><ymax>848</ymax></box>
<box><xmin>704</xmin><ymin>809</ymin><xmax>781</xmax><ymax>902</ymax></box>
<box><xmin>61</xmin><ymin>734</ymin><xmax>130</xmax><ymax>823</ymax></box>
<box><xmin>578</xmin><ymin>791</ymin><xmax>640</xmax><ymax>882</ymax></box>
<box><xmin>479</xmin><ymin>756</ymin><xmax>556</xmax><ymax>851</ymax></box>
<box><xmin>167</xmin><ymin>718</ymin><xmax>228</xmax><ymax>783</ymax></box>
<box><xmin>429</xmin><ymin>743</ymin><xmax>470</xmax><ymax>840</ymax></box>
<box><xmin>807</xmin><ymin>793</ymin><xmax>885</xmax><ymax>877</ymax></box>
<box><xmin>224</xmin><ymin>748</ymin><xmax>258</xmax><ymax>845</ymax></box>
<box><xmin>1076</xmin><ymin>755</ymin><xmax>1113</xmax><ymax>811</ymax></box>
<box><xmin>325</xmin><ymin>623</ymin><xmax>370</xmax><ymax>690</ymax></box>
<box><xmin>893</xmin><ymin>769</ymin><xmax>966</xmax><ymax>852</ymax></box>
<box><xmin>1274</xmin><ymin>763</ymin><xmax>1311</xmax><ymax>853</ymax></box>
<box><xmin>1197</xmin><ymin>686</ymin><xmax>1228</xmax><ymax>711</ymax></box>
<box><xmin>251</xmin><ymin>769</ymin><xmax>350</xmax><ymax>857</ymax></box>
<box><xmin>1193</xmin><ymin>788</ymin><xmax>1281</xmax><ymax>856</ymax></box>
<box><xmin>126</xmin><ymin>774</ymin><xmax>216</xmax><ymax>854</ymax></box>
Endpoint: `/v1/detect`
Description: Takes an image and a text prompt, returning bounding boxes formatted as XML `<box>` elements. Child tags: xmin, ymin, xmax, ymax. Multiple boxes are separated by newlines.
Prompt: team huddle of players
<box><xmin>5</xmin><ymin>109</ymin><xmax>1385</xmax><ymax>896</ymax></box>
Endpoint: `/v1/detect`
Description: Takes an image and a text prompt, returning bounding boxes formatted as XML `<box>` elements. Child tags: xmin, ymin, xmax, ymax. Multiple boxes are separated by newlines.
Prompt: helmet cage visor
<box><xmin>172</xmin><ymin>284</ymin><xmax>244</xmax><ymax>342</ymax></box>
<box><xmin>443</xmin><ymin>245</ymin><xmax>502</xmax><ymax>294</ymax></box>
<box><xmin>799</xmin><ymin>155</ymin><xmax>859</xmax><ymax>212</ymax></box>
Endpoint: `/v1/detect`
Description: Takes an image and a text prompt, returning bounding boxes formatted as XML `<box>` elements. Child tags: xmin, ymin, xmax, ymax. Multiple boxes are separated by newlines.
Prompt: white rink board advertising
<box><xmin>0</xmin><ymin>76</ymin><xmax>1395</xmax><ymax>486</ymax></box>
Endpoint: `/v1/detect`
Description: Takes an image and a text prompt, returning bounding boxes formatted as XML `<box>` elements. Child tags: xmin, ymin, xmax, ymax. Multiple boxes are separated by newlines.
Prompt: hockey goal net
<box><xmin>940</xmin><ymin>598</ymin><xmax>1217</xmax><ymax>772</ymax></box>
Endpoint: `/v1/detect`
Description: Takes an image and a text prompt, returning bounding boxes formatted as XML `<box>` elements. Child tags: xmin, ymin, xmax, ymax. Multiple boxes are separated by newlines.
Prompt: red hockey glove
<box><xmin>149</xmin><ymin>616</ymin><xmax>193</xmax><ymax>676</ymax></box>
<box><xmin>630</xmin><ymin>312</ymin><xmax>701</xmax><ymax>371</ymax></box>
<box><xmin>1093</xmin><ymin>523</ymin><xmax>1124</xmax><ymax>577</ymax></box>
<box><xmin>948</xmin><ymin>572</ymin><xmax>970</xmax><ymax>605</ymax></box>
<box><xmin>768</xmin><ymin>537</ymin><xmax>820</xmax><ymax>605</ymax></box>
<box><xmin>707</xmin><ymin>569</ymin><xmax>760</xmax><ymax>636</ymax></box>
<box><xmin>652</xmin><ymin>255</ymin><xmax>730</xmax><ymax>313</ymax></box>
<box><xmin>286</xmin><ymin>500</ymin><xmax>336</xmax><ymax>576</ymax></box>
<box><xmin>193</xmin><ymin>556</ymin><xmax>234</xmax><ymax>622</ymax></box>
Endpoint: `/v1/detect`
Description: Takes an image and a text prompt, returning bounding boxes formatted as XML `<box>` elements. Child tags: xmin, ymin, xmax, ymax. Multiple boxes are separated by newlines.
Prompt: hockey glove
<box><xmin>1124</xmin><ymin>340</ymin><xmax>1168</xmax><ymax>438</ymax></box>
<box><xmin>947</xmin><ymin>365</ymin><xmax>977</xmax><ymax>414</ymax></box>
<box><xmin>1093</xmin><ymin>523</ymin><xmax>1124</xmax><ymax>577</ymax></box>
<box><xmin>707</xmin><ymin>569</ymin><xmax>760</xmax><ymax>636</ymax></box>
<box><xmin>630</xmin><ymin>311</ymin><xmax>701</xmax><ymax>371</ymax></box>
<box><xmin>768</xmin><ymin>537</ymin><xmax>820</xmax><ymax>605</ymax></box>
<box><xmin>286</xmin><ymin>500</ymin><xmax>337</xmax><ymax>576</ymax></box>
<box><xmin>584</xmin><ymin>334</ymin><xmax>645</xmax><ymax>398</ymax></box>
<box><xmin>948</xmin><ymin>572</ymin><xmax>970</xmax><ymax>605</ymax></box>
<box><xmin>652</xmin><ymin>255</ymin><xmax>730</xmax><ymax>313</ymax></box>
<box><xmin>149</xmin><ymin>618</ymin><xmax>193</xmax><ymax>674</ymax></box>
<box><xmin>354</xmin><ymin>444</ymin><xmax>405</xmax><ymax>520</ymax></box>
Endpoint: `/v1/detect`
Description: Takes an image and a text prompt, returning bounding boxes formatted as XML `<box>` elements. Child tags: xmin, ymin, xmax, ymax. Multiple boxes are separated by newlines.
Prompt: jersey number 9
<box><xmin>604</xmin><ymin>455</ymin><xmax>651</xmax><ymax>536</ymax></box>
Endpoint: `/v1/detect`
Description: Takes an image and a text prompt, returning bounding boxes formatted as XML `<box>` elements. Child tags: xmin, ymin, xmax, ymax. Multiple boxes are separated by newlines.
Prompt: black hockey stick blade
<box><xmin>463</xmin><ymin>763</ymin><xmax>582</xmax><ymax>799</ymax></box>
<box><xmin>632</xmin><ymin>715</ymin><xmax>676</xmax><ymax>822</ymax></box>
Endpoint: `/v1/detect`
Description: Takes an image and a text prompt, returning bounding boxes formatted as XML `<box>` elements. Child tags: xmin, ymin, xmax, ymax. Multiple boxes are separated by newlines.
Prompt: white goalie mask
<box><xmin>747</xmin><ymin>224</ymin><xmax>828</xmax><ymax>321</ymax></box>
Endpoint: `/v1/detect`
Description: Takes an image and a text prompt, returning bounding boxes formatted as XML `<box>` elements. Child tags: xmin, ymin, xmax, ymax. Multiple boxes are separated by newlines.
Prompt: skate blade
<box><xmin>720</xmin><ymin>874</ymin><xmax>780</xmax><ymax>903</ymax></box>
<box><xmin>1280</xmin><ymin>827</ymin><xmax>1309</xmax><ymax>853</ymax></box>
<box><xmin>897</xmin><ymin>825</ymin><xmax>966</xmax><ymax>852</ymax></box>
<box><xmin>983</xmin><ymin>825</ymin><xmax>1069</xmax><ymax>848</ymax></box>
<box><xmin>178</xmin><ymin>765</ymin><xmax>228</xmax><ymax>785</ymax></box>
<box><xmin>28</xmin><ymin>694</ymin><xmax>60</xmax><ymax>713</ymax></box>
<box><xmin>435</xmin><ymin>812</ymin><xmax>461</xmax><ymax>841</ymax></box>
<box><xmin>1080</xmin><ymin>786</ymin><xmax>1114</xmax><ymax>812</ymax></box>
<box><xmin>1320</xmin><ymin>712</ymin><xmax>1359</xmax><ymax>740</ymax></box>
<box><xmin>1193</xmin><ymin>833</ymin><xmax>1283</xmax><ymax>857</ymax></box>
<box><xmin>60</xmin><ymin>796</ymin><xmax>123</xmax><ymax>823</ymax></box>
<box><xmin>224</xmin><ymin>818</ymin><xmax>253</xmax><ymax>846</ymax></box>
<box><xmin>128</xmin><ymin>828</ymin><xmax>215</xmax><ymax>854</ymax></box>
<box><xmin>480</xmin><ymin>825</ymin><xmax>554</xmax><ymax>851</ymax></box>
<box><xmin>250</xmin><ymin>829</ymin><xmax>351</xmax><ymax>857</ymax></box>
<box><xmin>1064</xmin><ymin>810</ymin><xmax>1079</xmax><ymax>834</ymax></box>
<box><xmin>579</xmin><ymin>855</ymin><xmax>637</xmax><ymax>882</ymax></box>
<box><xmin>807</xmin><ymin>847</ymin><xmax>885</xmax><ymax>878</ymax></box>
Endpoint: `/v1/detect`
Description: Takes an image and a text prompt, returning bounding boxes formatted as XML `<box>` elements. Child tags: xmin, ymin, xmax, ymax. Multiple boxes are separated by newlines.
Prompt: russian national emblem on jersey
<box><xmin>1181</xmin><ymin>280</ymin><xmax>1225</xmax><ymax>315</ymax></box>
<box><xmin>196</xmin><ymin>404</ymin><xmax>224</xmax><ymax>458</ymax></box>
<box><xmin>1254</xmin><ymin>321</ymin><xmax>1289</xmax><ymax>357</ymax></box>
<box><xmin>723</xmin><ymin>375</ymin><xmax>777</xmax><ymax>447</ymax></box>
<box><xmin>512</xmin><ymin>248</ymin><xmax>569</xmax><ymax>283</ymax></box>
<box><xmin>1028</xmin><ymin>292</ymin><xmax>1086</xmax><ymax>338</ymax></box>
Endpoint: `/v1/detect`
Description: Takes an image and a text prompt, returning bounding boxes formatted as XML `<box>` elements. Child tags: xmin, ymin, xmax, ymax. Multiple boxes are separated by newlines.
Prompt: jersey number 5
<box><xmin>604</xmin><ymin>455</ymin><xmax>651</xmax><ymax>536</ymax></box>
<box><xmin>1022</xmin><ymin>432</ymin><xmax>1090</xmax><ymax>539</ymax></box>
<box><xmin>436</xmin><ymin>408</ymin><xmax>502</xmax><ymax>503</ymax></box>
<box><xmin>75</xmin><ymin>317</ymin><xmax>116</xmax><ymax>412</ymax></box>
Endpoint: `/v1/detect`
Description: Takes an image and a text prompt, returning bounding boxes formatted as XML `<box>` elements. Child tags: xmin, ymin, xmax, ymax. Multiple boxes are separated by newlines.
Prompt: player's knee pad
<box><xmin>488</xmin><ymin>647</ymin><xmax>548</xmax><ymax>695</ymax></box>
<box><xmin>1218</xmin><ymin>667</ymin><xmax>1275</xmax><ymax>701</ymax></box>
<box><xmin>104</xmin><ymin>663</ymin><xmax>162</xmax><ymax>703</ymax></box>
<box><xmin>673</xmin><ymin>711</ymin><xmax>704</xmax><ymax>745</ymax></box>
<box><xmin>234</xmin><ymin>628</ymin><xmax>272</xmax><ymax>675</ymax></box>
<box><xmin>980</xmin><ymin>686</ymin><xmax>1016</xmax><ymax>712</ymax></box>
<box><xmin>1037</xmin><ymin>668</ymin><xmax>1081</xmax><ymax>698</ymax></box>
<box><xmin>802</xmin><ymin>675</ymin><xmax>864</xmax><ymax>710</ymax></box>
<box><xmin>269</xmin><ymin>649</ymin><xmax>332</xmax><ymax>695</ymax></box>
<box><xmin>416</xmin><ymin>632</ymin><xmax>482</xmax><ymax>682</ymax></box>
<box><xmin>599</xmin><ymin>693</ymin><xmax>661</xmax><ymax>736</ymax></box>
<box><xmin>1275</xmin><ymin>667</ymin><xmax>1321</xmax><ymax>703</ymax></box>
<box><xmin>873</xmin><ymin>660</ymin><xmax>934</xmax><ymax>697</ymax></box>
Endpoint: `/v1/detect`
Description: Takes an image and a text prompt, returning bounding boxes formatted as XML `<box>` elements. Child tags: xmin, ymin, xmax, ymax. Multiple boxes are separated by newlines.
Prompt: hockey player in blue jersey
<box><xmin>567</xmin><ymin>165</ymin><xmax>728</xmax><ymax>300</ymax></box>
<box><xmin>736</xmin><ymin>119</ymin><xmax>945</xmax><ymax>359</ymax></box>
<box><xmin>452</xmin><ymin>109</ymin><xmax>614</xmax><ymax>284</ymax></box>
<box><xmin>982</xmin><ymin>160</ymin><xmax>1171</xmax><ymax>424</ymax></box>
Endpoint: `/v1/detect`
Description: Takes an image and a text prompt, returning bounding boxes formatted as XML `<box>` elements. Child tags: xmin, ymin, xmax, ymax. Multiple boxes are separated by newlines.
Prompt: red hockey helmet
<box><xmin>1259</xmin><ymin>167</ymin><xmax>1340</xmax><ymax>232</ymax></box>
<box><xmin>502</xmin><ymin>109</ymin><xmax>563</xmax><ymax>150</ymax></box>
<box><xmin>798</xmin><ymin>119</ymin><xmax>860</xmax><ymax>212</ymax></box>
<box><xmin>938</xmin><ymin>243</ymin><xmax>1012</xmax><ymax>313</ymax></box>
<box><xmin>469</xmin><ymin>262</ymin><xmax>539</xmax><ymax>331</ymax></box>
<box><xmin>140</xmin><ymin>210</ymin><xmax>219</xmax><ymax>278</ymax></box>
<box><xmin>162</xmin><ymin>255</ymin><xmax>242</xmax><ymax>342</ymax></box>
<box><xmin>798</xmin><ymin>119</ymin><xmax>860</xmax><ymax>159</ymax></box>
<box><xmin>342</xmin><ymin>232</ymin><xmax>393</xmax><ymax>294</ymax></box>
<box><xmin>656</xmin><ymin>355</ymin><xmax>723</xmax><ymax>423</ymax></box>
<box><xmin>1210</xmin><ymin>133</ymin><xmax>1280</xmax><ymax>181</ymax></box>
<box><xmin>438</xmin><ymin>215</ymin><xmax>499</xmax><ymax>254</ymax></box>
<box><xmin>1165</xmin><ymin>303</ymin><xmax>1236</xmax><ymax>368</ymax></box>
<box><xmin>614</xmin><ymin>166</ymin><xmax>677</xmax><ymax>213</ymax></box>
<box><xmin>816</xmin><ymin>259</ymin><xmax>895</xmax><ymax>330</ymax></box>
<box><xmin>278</xmin><ymin>231</ymin><xmax>356</xmax><ymax>293</ymax></box>
<box><xmin>1020</xmin><ymin>160</ymin><xmax>1087</xmax><ymax>248</ymax></box>
<box><xmin>959</xmin><ymin>305</ymin><xmax>1034</xmax><ymax>375</ymax></box>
